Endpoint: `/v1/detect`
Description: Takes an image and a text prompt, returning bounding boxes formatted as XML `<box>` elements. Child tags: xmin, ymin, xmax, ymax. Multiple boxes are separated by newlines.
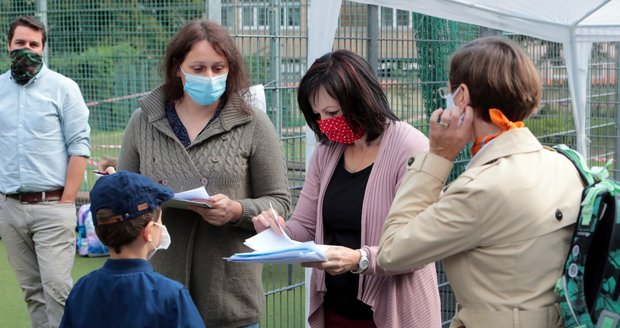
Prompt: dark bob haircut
<box><xmin>297</xmin><ymin>49</ymin><xmax>399</xmax><ymax>144</ymax></box>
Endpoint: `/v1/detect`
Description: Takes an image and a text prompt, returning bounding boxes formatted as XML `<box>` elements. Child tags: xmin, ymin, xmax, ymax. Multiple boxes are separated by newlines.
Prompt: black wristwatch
<box><xmin>351</xmin><ymin>249</ymin><xmax>369</xmax><ymax>274</ymax></box>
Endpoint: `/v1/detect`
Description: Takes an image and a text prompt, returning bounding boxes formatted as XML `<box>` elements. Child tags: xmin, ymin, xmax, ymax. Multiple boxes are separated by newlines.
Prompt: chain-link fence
<box><xmin>1</xmin><ymin>1</ymin><xmax>618</xmax><ymax>327</ymax></box>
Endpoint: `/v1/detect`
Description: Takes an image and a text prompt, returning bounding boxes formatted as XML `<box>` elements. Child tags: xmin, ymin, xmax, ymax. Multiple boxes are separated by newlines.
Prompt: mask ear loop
<box><xmin>439</xmin><ymin>85</ymin><xmax>461</xmax><ymax>111</ymax></box>
<box><xmin>451</xmin><ymin>85</ymin><xmax>468</xmax><ymax>127</ymax></box>
<box><xmin>146</xmin><ymin>221</ymin><xmax>159</xmax><ymax>260</ymax></box>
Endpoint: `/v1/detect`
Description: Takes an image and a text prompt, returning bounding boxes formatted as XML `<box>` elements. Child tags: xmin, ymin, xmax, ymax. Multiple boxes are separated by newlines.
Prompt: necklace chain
<box><xmin>346</xmin><ymin>144</ymin><xmax>373</xmax><ymax>173</ymax></box>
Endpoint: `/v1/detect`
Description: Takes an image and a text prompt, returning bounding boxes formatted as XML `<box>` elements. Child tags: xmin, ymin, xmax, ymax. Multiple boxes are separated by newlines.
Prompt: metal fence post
<box><xmin>208</xmin><ymin>0</ymin><xmax>222</xmax><ymax>24</ymax></box>
<box><xmin>615</xmin><ymin>42</ymin><xmax>620</xmax><ymax>176</ymax></box>
<box><xmin>270</xmin><ymin>0</ymin><xmax>282</xmax><ymax>134</ymax></box>
<box><xmin>35</xmin><ymin>0</ymin><xmax>48</xmax><ymax>63</ymax></box>
<box><xmin>367</xmin><ymin>4</ymin><xmax>378</xmax><ymax>73</ymax></box>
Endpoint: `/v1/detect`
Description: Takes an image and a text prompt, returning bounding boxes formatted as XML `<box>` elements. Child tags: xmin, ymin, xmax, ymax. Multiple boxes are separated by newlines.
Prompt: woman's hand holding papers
<box><xmin>253</xmin><ymin>207</ymin><xmax>361</xmax><ymax>274</ymax></box>
<box><xmin>301</xmin><ymin>246</ymin><xmax>361</xmax><ymax>275</ymax></box>
<box><xmin>189</xmin><ymin>194</ymin><xmax>242</xmax><ymax>226</ymax></box>
<box><xmin>252</xmin><ymin>208</ymin><xmax>287</xmax><ymax>236</ymax></box>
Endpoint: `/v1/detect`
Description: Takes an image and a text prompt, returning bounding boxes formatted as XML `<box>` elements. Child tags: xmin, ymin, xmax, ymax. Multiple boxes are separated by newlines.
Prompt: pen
<box><xmin>269</xmin><ymin>201</ymin><xmax>290</xmax><ymax>240</ymax></box>
<box><xmin>92</xmin><ymin>170</ymin><xmax>109</xmax><ymax>176</ymax></box>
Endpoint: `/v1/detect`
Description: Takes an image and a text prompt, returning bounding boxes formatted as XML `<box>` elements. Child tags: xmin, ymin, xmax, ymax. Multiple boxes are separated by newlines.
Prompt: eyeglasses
<box><xmin>437</xmin><ymin>86</ymin><xmax>453</xmax><ymax>98</ymax></box>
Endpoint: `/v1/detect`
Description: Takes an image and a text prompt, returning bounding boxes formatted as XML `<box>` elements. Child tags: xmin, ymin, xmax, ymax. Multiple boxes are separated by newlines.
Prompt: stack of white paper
<box><xmin>226</xmin><ymin>228</ymin><xmax>329</xmax><ymax>264</ymax></box>
<box><xmin>163</xmin><ymin>187</ymin><xmax>213</xmax><ymax>209</ymax></box>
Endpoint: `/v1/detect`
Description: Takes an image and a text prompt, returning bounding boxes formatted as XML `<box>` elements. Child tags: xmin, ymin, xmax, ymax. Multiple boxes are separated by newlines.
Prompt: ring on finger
<box><xmin>438</xmin><ymin>121</ymin><xmax>449</xmax><ymax>128</ymax></box>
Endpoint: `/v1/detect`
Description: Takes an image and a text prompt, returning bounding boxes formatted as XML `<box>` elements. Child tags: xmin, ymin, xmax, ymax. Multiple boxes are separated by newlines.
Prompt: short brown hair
<box><xmin>161</xmin><ymin>20</ymin><xmax>250</xmax><ymax>109</ymax></box>
<box><xmin>448</xmin><ymin>37</ymin><xmax>542</xmax><ymax>122</ymax></box>
<box><xmin>8</xmin><ymin>16</ymin><xmax>47</xmax><ymax>46</ymax></box>
<box><xmin>94</xmin><ymin>207</ymin><xmax>160</xmax><ymax>254</ymax></box>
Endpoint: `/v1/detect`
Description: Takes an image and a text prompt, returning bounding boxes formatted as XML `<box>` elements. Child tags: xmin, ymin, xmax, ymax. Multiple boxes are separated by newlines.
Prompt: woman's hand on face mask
<box><xmin>429</xmin><ymin>105</ymin><xmax>474</xmax><ymax>161</ymax></box>
<box><xmin>301</xmin><ymin>246</ymin><xmax>361</xmax><ymax>275</ymax></box>
<box><xmin>188</xmin><ymin>193</ymin><xmax>242</xmax><ymax>226</ymax></box>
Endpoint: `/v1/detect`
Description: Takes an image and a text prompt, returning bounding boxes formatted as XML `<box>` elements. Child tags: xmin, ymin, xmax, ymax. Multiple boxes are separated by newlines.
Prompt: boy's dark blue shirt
<box><xmin>60</xmin><ymin>258</ymin><xmax>205</xmax><ymax>328</ymax></box>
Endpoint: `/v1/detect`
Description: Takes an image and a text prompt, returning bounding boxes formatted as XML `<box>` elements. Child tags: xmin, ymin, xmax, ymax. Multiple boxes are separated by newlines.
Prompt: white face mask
<box><xmin>444</xmin><ymin>87</ymin><xmax>461</xmax><ymax>110</ymax></box>
<box><xmin>147</xmin><ymin>222</ymin><xmax>171</xmax><ymax>260</ymax></box>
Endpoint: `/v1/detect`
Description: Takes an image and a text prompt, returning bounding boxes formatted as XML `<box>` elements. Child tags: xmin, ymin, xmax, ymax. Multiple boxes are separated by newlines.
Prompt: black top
<box><xmin>165</xmin><ymin>100</ymin><xmax>225</xmax><ymax>148</ymax></box>
<box><xmin>322</xmin><ymin>154</ymin><xmax>374</xmax><ymax>320</ymax></box>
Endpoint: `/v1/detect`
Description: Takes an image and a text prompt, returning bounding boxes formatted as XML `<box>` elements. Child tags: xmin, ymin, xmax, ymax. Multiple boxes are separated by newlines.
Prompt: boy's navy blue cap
<box><xmin>89</xmin><ymin>171</ymin><xmax>174</xmax><ymax>225</ymax></box>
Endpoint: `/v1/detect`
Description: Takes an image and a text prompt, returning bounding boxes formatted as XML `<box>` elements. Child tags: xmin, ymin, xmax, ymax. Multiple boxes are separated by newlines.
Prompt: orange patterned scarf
<box><xmin>470</xmin><ymin>108</ymin><xmax>524</xmax><ymax>156</ymax></box>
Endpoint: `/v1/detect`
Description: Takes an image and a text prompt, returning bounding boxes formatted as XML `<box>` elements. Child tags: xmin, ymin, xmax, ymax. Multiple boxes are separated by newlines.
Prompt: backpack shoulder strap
<box><xmin>552</xmin><ymin>144</ymin><xmax>595</xmax><ymax>187</ymax></box>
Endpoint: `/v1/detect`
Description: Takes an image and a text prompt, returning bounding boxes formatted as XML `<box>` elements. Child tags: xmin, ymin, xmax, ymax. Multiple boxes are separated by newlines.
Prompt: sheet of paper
<box><xmin>162</xmin><ymin>187</ymin><xmax>212</xmax><ymax>209</ymax></box>
<box><xmin>226</xmin><ymin>229</ymin><xmax>329</xmax><ymax>264</ymax></box>
<box><xmin>163</xmin><ymin>198</ymin><xmax>213</xmax><ymax>210</ymax></box>
<box><xmin>244</xmin><ymin>228</ymin><xmax>297</xmax><ymax>252</ymax></box>
<box><xmin>174</xmin><ymin>187</ymin><xmax>209</xmax><ymax>200</ymax></box>
<box><xmin>246</xmin><ymin>84</ymin><xmax>266</xmax><ymax>113</ymax></box>
<box><xmin>225</xmin><ymin>249</ymin><xmax>327</xmax><ymax>263</ymax></box>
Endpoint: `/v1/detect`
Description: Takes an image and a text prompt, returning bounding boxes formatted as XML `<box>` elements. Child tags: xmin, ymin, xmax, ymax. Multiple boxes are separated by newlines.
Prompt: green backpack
<box><xmin>554</xmin><ymin>144</ymin><xmax>620</xmax><ymax>328</ymax></box>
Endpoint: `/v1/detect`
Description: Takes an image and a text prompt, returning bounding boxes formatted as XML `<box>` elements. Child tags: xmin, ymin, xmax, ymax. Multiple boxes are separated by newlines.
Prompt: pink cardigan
<box><xmin>285</xmin><ymin>121</ymin><xmax>442</xmax><ymax>328</ymax></box>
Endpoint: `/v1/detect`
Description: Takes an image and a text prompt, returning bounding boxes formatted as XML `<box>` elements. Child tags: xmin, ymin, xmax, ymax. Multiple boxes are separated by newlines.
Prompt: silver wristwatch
<box><xmin>351</xmin><ymin>248</ymin><xmax>369</xmax><ymax>274</ymax></box>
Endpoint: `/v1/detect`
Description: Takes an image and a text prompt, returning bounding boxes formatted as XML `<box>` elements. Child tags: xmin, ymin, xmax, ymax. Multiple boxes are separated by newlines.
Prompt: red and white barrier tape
<box><xmin>93</xmin><ymin>145</ymin><xmax>122</xmax><ymax>149</ymax></box>
<box><xmin>85</xmin><ymin>91</ymin><xmax>150</xmax><ymax>107</ymax></box>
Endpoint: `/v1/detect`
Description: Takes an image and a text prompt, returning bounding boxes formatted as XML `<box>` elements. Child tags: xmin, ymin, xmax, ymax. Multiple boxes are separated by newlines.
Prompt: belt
<box><xmin>454</xmin><ymin>304</ymin><xmax>561</xmax><ymax>328</ymax></box>
<box><xmin>6</xmin><ymin>189</ymin><xmax>64</xmax><ymax>204</ymax></box>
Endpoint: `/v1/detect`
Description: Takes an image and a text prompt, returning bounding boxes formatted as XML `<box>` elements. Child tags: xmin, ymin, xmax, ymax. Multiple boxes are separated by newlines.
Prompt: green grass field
<box><xmin>0</xmin><ymin>240</ymin><xmax>306</xmax><ymax>327</ymax></box>
<box><xmin>0</xmin><ymin>240</ymin><xmax>107</xmax><ymax>328</ymax></box>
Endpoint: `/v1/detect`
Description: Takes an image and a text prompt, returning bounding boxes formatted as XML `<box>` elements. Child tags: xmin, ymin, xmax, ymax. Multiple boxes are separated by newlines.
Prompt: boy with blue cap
<box><xmin>60</xmin><ymin>171</ymin><xmax>205</xmax><ymax>328</ymax></box>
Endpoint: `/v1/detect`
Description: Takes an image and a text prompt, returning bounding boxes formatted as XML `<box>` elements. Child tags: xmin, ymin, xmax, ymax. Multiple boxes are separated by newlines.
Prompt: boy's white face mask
<box><xmin>147</xmin><ymin>222</ymin><xmax>171</xmax><ymax>260</ymax></box>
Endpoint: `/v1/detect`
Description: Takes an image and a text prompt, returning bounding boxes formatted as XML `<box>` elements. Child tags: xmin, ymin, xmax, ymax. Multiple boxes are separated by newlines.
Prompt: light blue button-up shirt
<box><xmin>0</xmin><ymin>64</ymin><xmax>91</xmax><ymax>193</ymax></box>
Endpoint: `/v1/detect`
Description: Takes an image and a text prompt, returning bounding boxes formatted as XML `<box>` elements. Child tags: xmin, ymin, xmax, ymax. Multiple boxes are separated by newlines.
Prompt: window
<box><xmin>234</xmin><ymin>1</ymin><xmax>301</xmax><ymax>30</ymax></box>
<box><xmin>281</xmin><ymin>58</ymin><xmax>303</xmax><ymax>75</ymax></box>
<box><xmin>281</xmin><ymin>6</ymin><xmax>301</xmax><ymax>28</ymax></box>
<box><xmin>381</xmin><ymin>7</ymin><xmax>393</xmax><ymax>27</ymax></box>
<box><xmin>396</xmin><ymin>10</ymin><xmax>410</xmax><ymax>27</ymax></box>
<box><xmin>242</xmin><ymin>7</ymin><xmax>254</xmax><ymax>28</ymax></box>
<box><xmin>221</xmin><ymin>6</ymin><xmax>235</xmax><ymax>28</ymax></box>
<box><xmin>258</xmin><ymin>7</ymin><xmax>268</xmax><ymax>26</ymax></box>
<box><xmin>380</xmin><ymin>7</ymin><xmax>411</xmax><ymax>28</ymax></box>
<box><xmin>241</xmin><ymin>4</ymin><xmax>269</xmax><ymax>29</ymax></box>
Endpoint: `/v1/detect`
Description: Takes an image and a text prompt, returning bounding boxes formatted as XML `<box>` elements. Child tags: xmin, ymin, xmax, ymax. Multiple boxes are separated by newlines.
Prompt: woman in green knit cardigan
<box><xmin>117</xmin><ymin>20</ymin><xmax>292</xmax><ymax>328</ymax></box>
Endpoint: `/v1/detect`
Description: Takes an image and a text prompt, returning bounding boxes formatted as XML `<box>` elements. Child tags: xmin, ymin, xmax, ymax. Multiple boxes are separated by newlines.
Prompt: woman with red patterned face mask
<box><xmin>251</xmin><ymin>50</ymin><xmax>441</xmax><ymax>328</ymax></box>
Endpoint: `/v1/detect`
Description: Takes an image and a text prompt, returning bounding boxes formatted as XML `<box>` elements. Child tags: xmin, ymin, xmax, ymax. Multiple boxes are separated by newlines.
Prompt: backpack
<box><xmin>76</xmin><ymin>204</ymin><xmax>109</xmax><ymax>257</ymax></box>
<box><xmin>553</xmin><ymin>144</ymin><xmax>620</xmax><ymax>328</ymax></box>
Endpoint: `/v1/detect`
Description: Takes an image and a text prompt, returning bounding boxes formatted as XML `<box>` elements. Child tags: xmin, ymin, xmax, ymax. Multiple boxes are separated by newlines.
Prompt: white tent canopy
<box><xmin>308</xmin><ymin>0</ymin><xmax>620</xmax><ymax>156</ymax></box>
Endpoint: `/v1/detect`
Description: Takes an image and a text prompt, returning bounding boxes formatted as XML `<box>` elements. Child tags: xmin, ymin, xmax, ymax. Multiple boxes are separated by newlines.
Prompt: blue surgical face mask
<box><xmin>181</xmin><ymin>68</ymin><xmax>228</xmax><ymax>106</ymax></box>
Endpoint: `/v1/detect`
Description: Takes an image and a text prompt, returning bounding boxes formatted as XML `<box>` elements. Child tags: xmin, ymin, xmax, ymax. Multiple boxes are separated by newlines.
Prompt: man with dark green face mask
<box><xmin>0</xmin><ymin>16</ymin><xmax>91</xmax><ymax>328</ymax></box>
<box><xmin>10</xmin><ymin>47</ymin><xmax>44</xmax><ymax>85</ymax></box>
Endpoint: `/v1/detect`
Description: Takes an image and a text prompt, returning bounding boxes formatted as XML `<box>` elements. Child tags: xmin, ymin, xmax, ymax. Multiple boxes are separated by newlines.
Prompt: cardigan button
<box><xmin>201</xmin><ymin>177</ymin><xmax>209</xmax><ymax>186</ymax></box>
<box><xmin>211</xmin><ymin>156</ymin><xmax>220</xmax><ymax>163</ymax></box>
<box><xmin>159</xmin><ymin>178</ymin><xmax>169</xmax><ymax>186</ymax></box>
<box><xmin>221</xmin><ymin>134</ymin><xmax>229</xmax><ymax>141</ymax></box>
